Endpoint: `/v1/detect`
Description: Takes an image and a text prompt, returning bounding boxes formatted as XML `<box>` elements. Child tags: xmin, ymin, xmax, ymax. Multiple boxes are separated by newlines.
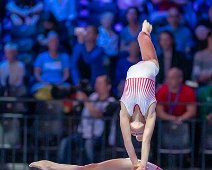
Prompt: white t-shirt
<box><xmin>78</xmin><ymin>92</ymin><xmax>115</xmax><ymax>139</ymax></box>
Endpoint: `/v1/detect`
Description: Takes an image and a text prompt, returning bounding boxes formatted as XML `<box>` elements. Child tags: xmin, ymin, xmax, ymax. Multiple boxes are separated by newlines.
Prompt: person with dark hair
<box><xmin>157</xmin><ymin>30</ymin><xmax>190</xmax><ymax>84</ymax></box>
<box><xmin>57</xmin><ymin>75</ymin><xmax>115</xmax><ymax>164</ymax></box>
<box><xmin>192</xmin><ymin>31</ymin><xmax>212</xmax><ymax>85</ymax></box>
<box><xmin>120</xmin><ymin>7</ymin><xmax>141</xmax><ymax>52</ymax></box>
<box><xmin>71</xmin><ymin>25</ymin><xmax>106</xmax><ymax>86</ymax></box>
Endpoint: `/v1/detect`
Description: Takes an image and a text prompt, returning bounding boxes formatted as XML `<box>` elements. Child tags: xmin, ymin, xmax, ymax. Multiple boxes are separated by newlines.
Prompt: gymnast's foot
<box><xmin>29</xmin><ymin>160</ymin><xmax>55</xmax><ymax>170</ymax></box>
<box><xmin>142</xmin><ymin>20</ymin><xmax>152</xmax><ymax>35</ymax></box>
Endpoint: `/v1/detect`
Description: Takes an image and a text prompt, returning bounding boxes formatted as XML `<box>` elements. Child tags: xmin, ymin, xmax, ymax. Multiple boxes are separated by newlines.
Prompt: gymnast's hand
<box><xmin>141</xmin><ymin>20</ymin><xmax>152</xmax><ymax>36</ymax></box>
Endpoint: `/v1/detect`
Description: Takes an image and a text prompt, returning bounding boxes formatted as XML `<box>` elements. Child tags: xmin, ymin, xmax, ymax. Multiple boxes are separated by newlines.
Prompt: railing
<box><xmin>0</xmin><ymin>97</ymin><xmax>211</xmax><ymax>170</ymax></box>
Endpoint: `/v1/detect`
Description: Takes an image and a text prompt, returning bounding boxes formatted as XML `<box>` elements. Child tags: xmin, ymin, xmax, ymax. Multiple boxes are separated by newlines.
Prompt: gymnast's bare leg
<box><xmin>30</xmin><ymin>158</ymin><xmax>137</xmax><ymax>170</ymax></box>
<box><xmin>29</xmin><ymin>158</ymin><xmax>162</xmax><ymax>170</ymax></box>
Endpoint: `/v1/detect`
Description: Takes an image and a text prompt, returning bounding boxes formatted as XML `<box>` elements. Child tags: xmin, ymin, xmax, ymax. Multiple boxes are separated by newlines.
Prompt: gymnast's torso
<box><xmin>120</xmin><ymin>60</ymin><xmax>159</xmax><ymax>116</ymax></box>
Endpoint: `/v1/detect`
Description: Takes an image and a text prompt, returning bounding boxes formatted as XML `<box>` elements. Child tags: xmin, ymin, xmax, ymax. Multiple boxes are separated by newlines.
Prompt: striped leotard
<box><xmin>120</xmin><ymin>60</ymin><xmax>159</xmax><ymax>116</ymax></box>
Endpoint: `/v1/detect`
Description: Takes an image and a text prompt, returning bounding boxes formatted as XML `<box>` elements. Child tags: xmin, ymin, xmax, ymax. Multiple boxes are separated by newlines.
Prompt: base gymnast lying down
<box><xmin>30</xmin><ymin>20</ymin><xmax>162</xmax><ymax>170</ymax></box>
<box><xmin>30</xmin><ymin>159</ymin><xmax>162</xmax><ymax>170</ymax></box>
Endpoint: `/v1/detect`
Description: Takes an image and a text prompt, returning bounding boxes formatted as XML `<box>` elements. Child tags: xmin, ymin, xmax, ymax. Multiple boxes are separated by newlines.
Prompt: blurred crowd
<box><xmin>0</xmin><ymin>0</ymin><xmax>212</xmax><ymax>164</ymax></box>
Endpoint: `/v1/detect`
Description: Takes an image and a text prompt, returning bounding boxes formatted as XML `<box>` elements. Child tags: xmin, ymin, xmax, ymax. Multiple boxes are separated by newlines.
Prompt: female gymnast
<box><xmin>29</xmin><ymin>20</ymin><xmax>161</xmax><ymax>170</ymax></box>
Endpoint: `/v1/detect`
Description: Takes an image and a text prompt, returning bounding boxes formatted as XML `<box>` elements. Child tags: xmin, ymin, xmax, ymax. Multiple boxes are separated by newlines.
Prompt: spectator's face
<box><xmin>159</xmin><ymin>32</ymin><xmax>173</xmax><ymax>50</ymax></box>
<box><xmin>101</xmin><ymin>15</ymin><xmax>113</xmax><ymax>29</ymax></box>
<box><xmin>95</xmin><ymin>76</ymin><xmax>111</xmax><ymax>95</ymax></box>
<box><xmin>127</xmin><ymin>8</ymin><xmax>138</xmax><ymax>23</ymax></box>
<box><xmin>166</xmin><ymin>69</ymin><xmax>183</xmax><ymax>89</ymax></box>
<box><xmin>48</xmin><ymin>36</ymin><xmax>59</xmax><ymax>51</ymax></box>
<box><xmin>167</xmin><ymin>8</ymin><xmax>180</xmax><ymax>26</ymax></box>
<box><xmin>5</xmin><ymin>48</ymin><xmax>17</xmax><ymax>62</ymax></box>
<box><xmin>85</xmin><ymin>26</ymin><xmax>98</xmax><ymax>42</ymax></box>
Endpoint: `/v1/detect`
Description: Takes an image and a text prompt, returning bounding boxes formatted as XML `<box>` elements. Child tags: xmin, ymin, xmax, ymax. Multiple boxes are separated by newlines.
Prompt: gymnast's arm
<box><xmin>120</xmin><ymin>110</ymin><xmax>139</xmax><ymax>168</ymax></box>
<box><xmin>137</xmin><ymin>31</ymin><xmax>159</xmax><ymax>67</ymax></box>
<box><xmin>140</xmin><ymin>111</ymin><xmax>156</xmax><ymax>169</ymax></box>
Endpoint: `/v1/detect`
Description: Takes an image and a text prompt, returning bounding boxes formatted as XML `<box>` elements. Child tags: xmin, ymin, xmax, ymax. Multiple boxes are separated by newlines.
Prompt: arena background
<box><xmin>0</xmin><ymin>0</ymin><xmax>212</xmax><ymax>169</ymax></box>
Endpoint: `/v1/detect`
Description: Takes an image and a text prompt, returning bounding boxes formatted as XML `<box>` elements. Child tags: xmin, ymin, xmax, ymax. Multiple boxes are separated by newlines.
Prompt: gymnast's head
<box><xmin>130</xmin><ymin>105</ymin><xmax>145</xmax><ymax>141</ymax></box>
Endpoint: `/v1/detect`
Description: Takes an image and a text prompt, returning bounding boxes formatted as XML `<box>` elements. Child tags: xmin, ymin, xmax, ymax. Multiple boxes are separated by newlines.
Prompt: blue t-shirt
<box><xmin>34</xmin><ymin>52</ymin><xmax>69</xmax><ymax>84</ymax></box>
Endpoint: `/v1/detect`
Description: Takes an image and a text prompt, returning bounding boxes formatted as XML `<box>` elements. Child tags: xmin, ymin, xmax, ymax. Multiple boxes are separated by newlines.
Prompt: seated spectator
<box><xmin>192</xmin><ymin>31</ymin><xmax>212</xmax><ymax>85</ymax></box>
<box><xmin>149</xmin><ymin>0</ymin><xmax>179</xmax><ymax>24</ymax></box>
<box><xmin>44</xmin><ymin>0</ymin><xmax>76</xmax><ymax>22</ymax></box>
<box><xmin>32</xmin><ymin>31</ymin><xmax>70</xmax><ymax>94</ymax></box>
<box><xmin>115</xmin><ymin>41</ymin><xmax>140</xmax><ymax>97</ymax></box>
<box><xmin>36</xmin><ymin>12</ymin><xmax>58</xmax><ymax>50</ymax></box>
<box><xmin>156</xmin><ymin>68</ymin><xmax>196</xmax><ymax>122</ymax></box>
<box><xmin>71</xmin><ymin>25</ymin><xmax>106</xmax><ymax>86</ymax></box>
<box><xmin>158</xmin><ymin>7</ymin><xmax>194</xmax><ymax>53</ymax></box>
<box><xmin>198</xmin><ymin>5</ymin><xmax>212</xmax><ymax>31</ymax></box>
<box><xmin>97</xmin><ymin>12</ymin><xmax>118</xmax><ymax>58</ymax></box>
<box><xmin>157</xmin><ymin>30</ymin><xmax>190</xmax><ymax>84</ymax></box>
<box><xmin>0</xmin><ymin>43</ymin><xmax>27</xmax><ymax>111</ymax></box>
<box><xmin>120</xmin><ymin>7</ymin><xmax>141</xmax><ymax>52</ymax></box>
<box><xmin>194</xmin><ymin>0</ymin><xmax>212</xmax><ymax>22</ymax></box>
<box><xmin>194</xmin><ymin>25</ymin><xmax>210</xmax><ymax>51</ymax></box>
<box><xmin>6</xmin><ymin>0</ymin><xmax>43</xmax><ymax>26</ymax></box>
<box><xmin>117</xmin><ymin>0</ymin><xmax>144</xmax><ymax>11</ymax></box>
<box><xmin>58</xmin><ymin>75</ymin><xmax>115</xmax><ymax>164</ymax></box>
<box><xmin>197</xmin><ymin>85</ymin><xmax>212</xmax><ymax>122</ymax></box>
<box><xmin>89</xmin><ymin>0</ymin><xmax>117</xmax><ymax>24</ymax></box>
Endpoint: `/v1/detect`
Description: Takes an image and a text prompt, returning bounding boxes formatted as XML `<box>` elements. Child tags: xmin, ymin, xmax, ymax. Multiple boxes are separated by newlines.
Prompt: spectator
<box><xmin>6</xmin><ymin>0</ymin><xmax>43</xmax><ymax>26</ymax></box>
<box><xmin>71</xmin><ymin>25</ymin><xmax>106</xmax><ymax>86</ymax></box>
<box><xmin>192</xmin><ymin>31</ymin><xmax>212</xmax><ymax>85</ymax></box>
<box><xmin>157</xmin><ymin>30</ymin><xmax>190</xmax><ymax>84</ymax></box>
<box><xmin>97</xmin><ymin>12</ymin><xmax>118</xmax><ymax>58</ymax></box>
<box><xmin>0</xmin><ymin>43</ymin><xmax>27</xmax><ymax>112</ymax></box>
<box><xmin>44</xmin><ymin>0</ymin><xmax>76</xmax><ymax>22</ymax></box>
<box><xmin>194</xmin><ymin>25</ymin><xmax>210</xmax><ymax>51</ymax></box>
<box><xmin>120</xmin><ymin>7</ymin><xmax>141</xmax><ymax>52</ymax></box>
<box><xmin>117</xmin><ymin>0</ymin><xmax>145</xmax><ymax>11</ymax></box>
<box><xmin>58</xmin><ymin>75</ymin><xmax>115</xmax><ymax>163</ymax></box>
<box><xmin>149</xmin><ymin>0</ymin><xmax>179</xmax><ymax>24</ymax></box>
<box><xmin>115</xmin><ymin>41</ymin><xmax>140</xmax><ymax>97</ymax></box>
<box><xmin>158</xmin><ymin>7</ymin><xmax>194</xmax><ymax>53</ymax></box>
<box><xmin>199</xmin><ymin>6</ymin><xmax>212</xmax><ymax>30</ymax></box>
<box><xmin>156</xmin><ymin>68</ymin><xmax>196</xmax><ymax>123</ymax></box>
<box><xmin>32</xmin><ymin>31</ymin><xmax>70</xmax><ymax>94</ymax></box>
<box><xmin>0</xmin><ymin>43</ymin><xmax>26</xmax><ymax>96</ymax></box>
<box><xmin>36</xmin><ymin>12</ymin><xmax>58</xmax><ymax>49</ymax></box>
<box><xmin>197</xmin><ymin>85</ymin><xmax>212</xmax><ymax>122</ymax></box>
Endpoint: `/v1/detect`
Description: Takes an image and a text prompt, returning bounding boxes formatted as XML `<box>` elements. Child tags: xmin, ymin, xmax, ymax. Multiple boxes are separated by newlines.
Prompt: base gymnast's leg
<box><xmin>29</xmin><ymin>158</ymin><xmax>162</xmax><ymax>170</ymax></box>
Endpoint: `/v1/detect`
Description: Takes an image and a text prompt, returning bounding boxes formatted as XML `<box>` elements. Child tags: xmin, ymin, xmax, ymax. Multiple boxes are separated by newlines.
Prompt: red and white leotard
<box><xmin>120</xmin><ymin>60</ymin><xmax>159</xmax><ymax>116</ymax></box>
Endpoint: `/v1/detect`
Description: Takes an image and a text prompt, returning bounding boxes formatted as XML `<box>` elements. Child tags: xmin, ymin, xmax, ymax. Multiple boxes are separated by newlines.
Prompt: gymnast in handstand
<box><xmin>29</xmin><ymin>20</ymin><xmax>161</xmax><ymax>170</ymax></box>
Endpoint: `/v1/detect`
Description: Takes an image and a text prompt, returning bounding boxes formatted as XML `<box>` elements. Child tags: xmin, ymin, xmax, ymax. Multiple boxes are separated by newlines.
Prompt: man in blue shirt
<box><xmin>32</xmin><ymin>31</ymin><xmax>70</xmax><ymax>92</ymax></box>
<box><xmin>158</xmin><ymin>7</ymin><xmax>194</xmax><ymax>54</ymax></box>
<box><xmin>71</xmin><ymin>25</ymin><xmax>106</xmax><ymax>86</ymax></box>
